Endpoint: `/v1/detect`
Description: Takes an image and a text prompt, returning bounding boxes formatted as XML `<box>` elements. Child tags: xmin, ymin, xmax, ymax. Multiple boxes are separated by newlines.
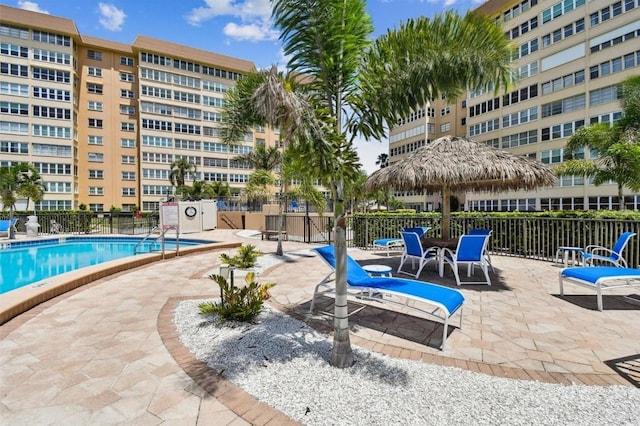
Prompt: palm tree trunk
<box><xmin>619</xmin><ymin>184</ymin><xmax>626</xmax><ymax>211</ymax></box>
<box><xmin>331</xmin><ymin>180</ymin><xmax>354</xmax><ymax>368</ymax></box>
<box><xmin>276</xmin><ymin>183</ymin><xmax>285</xmax><ymax>256</ymax></box>
<box><xmin>441</xmin><ymin>185</ymin><xmax>451</xmax><ymax>239</ymax></box>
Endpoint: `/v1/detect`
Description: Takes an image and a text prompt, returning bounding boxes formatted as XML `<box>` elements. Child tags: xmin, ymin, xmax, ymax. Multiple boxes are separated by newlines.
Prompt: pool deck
<box><xmin>1</xmin><ymin>229</ymin><xmax>639</xmax><ymax>424</ymax></box>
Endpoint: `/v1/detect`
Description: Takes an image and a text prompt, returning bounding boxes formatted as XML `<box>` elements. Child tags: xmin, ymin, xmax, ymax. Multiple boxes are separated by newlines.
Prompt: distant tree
<box><xmin>375</xmin><ymin>153</ymin><xmax>389</xmax><ymax>169</ymax></box>
<box><xmin>556</xmin><ymin>75</ymin><xmax>640</xmax><ymax>210</ymax></box>
<box><xmin>169</xmin><ymin>158</ymin><xmax>197</xmax><ymax>199</ymax></box>
<box><xmin>236</xmin><ymin>145</ymin><xmax>282</xmax><ymax>172</ymax></box>
<box><xmin>0</xmin><ymin>163</ymin><xmax>45</xmax><ymax>239</ymax></box>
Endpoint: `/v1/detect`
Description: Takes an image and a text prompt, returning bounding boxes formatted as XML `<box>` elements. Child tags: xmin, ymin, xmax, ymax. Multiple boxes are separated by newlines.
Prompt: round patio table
<box><xmin>362</xmin><ymin>264</ymin><xmax>393</xmax><ymax>277</ymax></box>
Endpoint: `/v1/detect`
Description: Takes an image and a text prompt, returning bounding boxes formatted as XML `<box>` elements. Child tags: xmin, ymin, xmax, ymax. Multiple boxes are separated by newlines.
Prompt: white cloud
<box><xmin>223</xmin><ymin>22</ymin><xmax>278</xmax><ymax>42</ymax></box>
<box><xmin>98</xmin><ymin>3</ymin><xmax>126</xmax><ymax>31</ymax></box>
<box><xmin>186</xmin><ymin>0</ymin><xmax>277</xmax><ymax>42</ymax></box>
<box><xmin>17</xmin><ymin>1</ymin><xmax>49</xmax><ymax>14</ymax></box>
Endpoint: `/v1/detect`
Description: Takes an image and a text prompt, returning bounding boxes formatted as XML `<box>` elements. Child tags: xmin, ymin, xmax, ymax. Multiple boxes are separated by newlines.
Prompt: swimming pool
<box><xmin>0</xmin><ymin>236</ymin><xmax>212</xmax><ymax>294</ymax></box>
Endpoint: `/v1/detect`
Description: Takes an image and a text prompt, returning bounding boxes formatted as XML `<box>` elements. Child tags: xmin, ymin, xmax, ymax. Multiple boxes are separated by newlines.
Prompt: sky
<box><xmin>2</xmin><ymin>0</ymin><xmax>485</xmax><ymax>173</ymax></box>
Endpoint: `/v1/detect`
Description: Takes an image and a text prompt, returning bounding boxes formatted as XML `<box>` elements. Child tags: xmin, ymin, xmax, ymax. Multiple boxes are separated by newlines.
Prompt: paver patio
<box><xmin>1</xmin><ymin>229</ymin><xmax>638</xmax><ymax>424</ymax></box>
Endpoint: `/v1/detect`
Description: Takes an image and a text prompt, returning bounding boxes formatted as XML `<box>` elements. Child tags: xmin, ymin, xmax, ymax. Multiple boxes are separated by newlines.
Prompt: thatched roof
<box><xmin>365</xmin><ymin>135</ymin><xmax>556</xmax><ymax>193</ymax></box>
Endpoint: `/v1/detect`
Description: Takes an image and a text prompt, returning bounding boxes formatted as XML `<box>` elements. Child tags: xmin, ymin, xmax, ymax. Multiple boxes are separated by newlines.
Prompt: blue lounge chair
<box><xmin>372</xmin><ymin>237</ymin><xmax>404</xmax><ymax>257</ymax></box>
<box><xmin>582</xmin><ymin>232</ymin><xmax>636</xmax><ymax>268</ymax></box>
<box><xmin>0</xmin><ymin>218</ymin><xmax>18</xmax><ymax>238</ymax></box>
<box><xmin>372</xmin><ymin>227</ymin><xmax>430</xmax><ymax>257</ymax></box>
<box><xmin>441</xmin><ymin>234</ymin><xmax>492</xmax><ymax>285</ymax></box>
<box><xmin>311</xmin><ymin>245</ymin><xmax>465</xmax><ymax>350</ymax></box>
<box><xmin>559</xmin><ymin>266</ymin><xmax>640</xmax><ymax>311</ymax></box>
<box><xmin>397</xmin><ymin>231</ymin><xmax>439</xmax><ymax>278</ymax></box>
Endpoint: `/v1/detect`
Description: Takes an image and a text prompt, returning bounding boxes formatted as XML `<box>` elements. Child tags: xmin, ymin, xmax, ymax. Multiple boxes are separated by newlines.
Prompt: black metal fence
<box><xmin>349</xmin><ymin>215</ymin><xmax>640</xmax><ymax>268</ymax></box>
<box><xmin>5</xmin><ymin>211</ymin><xmax>159</xmax><ymax>236</ymax></box>
<box><xmin>4</xmin><ymin>210</ymin><xmax>640</xmax><ymax>267</ymax></box>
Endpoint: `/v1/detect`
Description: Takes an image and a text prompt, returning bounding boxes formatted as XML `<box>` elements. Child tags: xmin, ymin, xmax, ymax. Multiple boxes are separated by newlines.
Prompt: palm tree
<box><xmin>169</xmin><ymin>158</ymin><xmax>197</xmax><ymax>199</ymax></box>
<box><xmin>375</xmin><ymin>153</ymin><xmax>389</xmax><ymax>169</ymax></box>
<box><xmin>272</xmin><ymin>1</ymin><xmax>513</xmax><ymax>367</ymax></box>
<box><xmin>220</xmin><ymin>65</ymin><xmax>326</xmax><ymax>255</ymax></box>
<box><xmin>0</xmin><ymin>163</ymin><xmax>45</xmax><ymax>239</ymax></box>
<box><xmin>556</xmin><ymin>75</ymin><xmax>640</xmax><ymax>210</ymax></box>
<box><xmin>236</xmin><ymin>145</ymin><xmax>282</xmax><ymax>172</ymax></box>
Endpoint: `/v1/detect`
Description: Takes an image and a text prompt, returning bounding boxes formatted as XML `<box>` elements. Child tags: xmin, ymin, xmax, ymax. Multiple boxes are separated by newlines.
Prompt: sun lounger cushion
<box><xmin>312</xmin><ymin>245</ymin><xmax>465</xmax><ymax>350</ymax></box>
<box><xmin>559</xmin><ymin>266</ymin><xmax>640</xmax><ymax>311</ymax></box>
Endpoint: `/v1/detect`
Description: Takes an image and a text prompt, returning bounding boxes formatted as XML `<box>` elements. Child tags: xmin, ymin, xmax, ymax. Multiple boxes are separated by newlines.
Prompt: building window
<box><xmin>88</xmin><ymin>118</ymin><xmax>103</xmax><ymax>128</ymax></box>
<box><xmin>121</xmin><ymin>138</ymin><xmax>135</xmax><ymax>148</ymax></box>
<box><xmin>121</xmin><ymin>155</ymin><xmax>136</xmax><ymax>164</ymax></box>
<box><xmin>88</xmin><ymin>135</ymin><xmax>103</xmax><ymax>145</ymax></box>
<box><xmin>120</xmin><ymin>72</ymin><xmax>135</xmax><ymax>82</ymax></box>
<box><xmin>121</xmin><ymin>89</ymin><xmax>134</xmax><ymax>99</ymax></box>
<box><xmin>87</xmin><ymin>50</ymin><xmax>102</xmax><ymax>61</ymax></box>
<box><xmin>88</xmin><ymin>152</ymin><xmax>104</xmax><ymax>162</ymax></box>
<box><xmin>122</xmin><ymin>188</ymin><xmax>136</xmax><ymax>196</ymax></box>
<box><xmin>121</xmin><ymin>122</ymin><xmax>135</xmax><ymax>131</ymax></box>
<box><xmin>88</xmin><ymin>101</ymin><xmax>103</xmax><ymax>111</ymax></box>
<box><xmin>122</xmin><ymin>171</ymin><xmax>136</xmax><ymax>180</ymax></box>
<box><xmin>440</xmin><ymin>122</ymin><xmax>451</xmax><ymax>132</ymax></box>
<box><xmin>87</xmin><ymin>83</ymin><xmax>103</xmax><ymax>94</ymax></box>
<box><xmin>89</xmin><ymin>186</ymin><xmax>104</xmax><ymax>195</ymax></box>
<box><xmin>120</xmin><ymin>56</ymin><xmax>134</xmax><ymax>66</ymax></box>
<box><xmin>89</xmin><ymin>203</ymin><xmax>104</xmax><ymax>212</ymax></box>
<box><xmin>89</xmin><ymin>169</ymin><xmax>104</xmax><ymax>179</ymax></box>
<box><xmin>120</xmin><ymin>105</ymin><xmax>135</xmax><ymax>115</ymax></box>
<box><xmin>87</xmin><ymin>67</ymin><xmax>102</xmax><ymax>77</ymax></box>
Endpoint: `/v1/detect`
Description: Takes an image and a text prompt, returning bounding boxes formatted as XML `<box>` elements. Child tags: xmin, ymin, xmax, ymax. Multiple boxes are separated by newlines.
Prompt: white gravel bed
<box><xmin>175</xmin><ymin>299</ymin><xmax>640</xmax><ymax>426</ymax></box>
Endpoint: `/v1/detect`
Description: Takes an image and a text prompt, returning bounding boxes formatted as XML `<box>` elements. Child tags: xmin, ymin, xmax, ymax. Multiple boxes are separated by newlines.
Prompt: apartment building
<box><xmin>389</xmin><ymin>0</ymin><xmax>640</xmax><ymax>212</ymax></box>
<box><xmin>0</xmin><ymin>5</ymin><xmax>281</xmax><ymax>213</ymax></box>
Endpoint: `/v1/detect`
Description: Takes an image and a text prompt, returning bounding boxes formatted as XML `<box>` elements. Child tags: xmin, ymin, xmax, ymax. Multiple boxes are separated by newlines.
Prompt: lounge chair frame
<box><xmin>582</xmin><ymin>231</ymin><xmax>636</xmax><ymax>268</ymax></box>
<box><xmin>310</xmin><ymin>245</ymin><xmax>465</xmax><ymax>350</ymax></box>
<box><xmin>559</xmin><ymin>266</ymin><xmax>640</xmax><ymax>311</ymax></box>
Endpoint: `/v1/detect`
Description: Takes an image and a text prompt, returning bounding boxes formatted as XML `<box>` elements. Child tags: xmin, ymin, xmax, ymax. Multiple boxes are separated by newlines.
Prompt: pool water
<box><xmin>0</xmin><ymin>237</ymin><xmax>209</xmax><ymax>294</ymax></box>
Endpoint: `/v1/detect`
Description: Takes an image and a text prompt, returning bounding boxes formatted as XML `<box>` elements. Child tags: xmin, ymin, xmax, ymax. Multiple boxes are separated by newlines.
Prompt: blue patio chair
<box><xmin>582</xmin><ymin>231</ymin><xmax>636</xmax><ymax>268</ymax></box>
<box><xmin>310</xmin><ymin>245</ymin><xmax>465</xmax><ymax>350</ymax></box>
<box><xmin>441</xmin><ymin>234</ymin><xmax>492</xmax><ymax>285</ymax></box>
<box><xmin>403</xmin><ymin>226</ymin><xmax>430</xmax><ymax>238</ymax></box>
<box><xmin>468</xmin><ymin>228</ymin><xmax>493</xmax><ymax>271</ymax></box>
<box><xmin>397</xmin><ymin>231</ymin><xmax>439</xmax><ymax>278</ymax></box>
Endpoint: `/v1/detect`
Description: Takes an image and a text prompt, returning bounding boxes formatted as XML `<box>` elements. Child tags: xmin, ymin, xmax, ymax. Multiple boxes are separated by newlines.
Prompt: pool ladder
<box><xmin>134</xmin><ymin>227</ymin><xmax>180</xmax><ymax>258</ymax></box>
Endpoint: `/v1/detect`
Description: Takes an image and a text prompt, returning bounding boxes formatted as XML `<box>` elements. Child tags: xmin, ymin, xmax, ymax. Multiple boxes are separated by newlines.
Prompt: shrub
<box><xmin>198</xmin><ymin>272</ymin><xmax>276</xmax><ymax>322</ymax></box>
<box><xmin>219</xmin><ymin>244</ymin><xmax>262</xmax><ymax>268</ymax></box>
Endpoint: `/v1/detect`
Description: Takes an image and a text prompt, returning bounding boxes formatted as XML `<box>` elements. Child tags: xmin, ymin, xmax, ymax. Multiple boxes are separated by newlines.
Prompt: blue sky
<box><xmin>3</xmin><ymin>0</ymin><xmax>484</xmax><ymax>173</ymax></box>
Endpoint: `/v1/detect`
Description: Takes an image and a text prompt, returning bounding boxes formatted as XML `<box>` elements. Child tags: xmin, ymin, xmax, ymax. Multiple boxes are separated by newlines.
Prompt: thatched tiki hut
<box><xmin>365</xmin><ymin>135</ymin><xmax>556</xmax><ymax>239</ymax></box>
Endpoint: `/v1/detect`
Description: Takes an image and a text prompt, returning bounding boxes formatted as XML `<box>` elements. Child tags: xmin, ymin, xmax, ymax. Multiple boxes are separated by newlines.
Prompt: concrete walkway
<box><xmin>1</xmin><ymin>229</ymin><xmax>638</xmax><ymax>424</ymax></box>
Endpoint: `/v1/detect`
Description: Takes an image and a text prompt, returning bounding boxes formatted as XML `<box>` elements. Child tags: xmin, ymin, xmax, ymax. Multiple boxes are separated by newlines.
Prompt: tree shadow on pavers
<box><xmin>604</xmin><ymin>353</ymin><xmax>640</xmax><ymax>388</ymax></box>
<box><xmin>192</xmin><ymin>306</ymin><xmax>413</xmax><ymax>387</ymax></box>
<box><xmin>552</xmin><ymin>294</ymin><xmax>640</xmax><ymax>311</ymax></box>
<box><xmin>357</xmin><ymin>258</ymin><xmax>514</xmax><ymax>292</ymax></box>
<box><xmin>291</xmin><ymin>295</ymin><xmax>456</xmax><ymax>351</ymax></box>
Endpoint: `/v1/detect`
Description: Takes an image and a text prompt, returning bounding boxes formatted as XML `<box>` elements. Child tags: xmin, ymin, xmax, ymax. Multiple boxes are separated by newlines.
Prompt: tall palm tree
<box><xmin>556</xmin><ymin>75</ymin><xmax>640</xmax><ymax>210</ymax></box>
<box><xmin>0</xmin><ymin>163</ymin><xmax>45</xmax><ymax>239</ymax></box>
<box><xmin>375</xmin><ymin>153</ymin><xmax>389</xmax><ymax>169</ymax></box>
<box><xmin>169</xmin><ymin>158</ymin><xmax>196</xmax><ymax>199</ymax></box>
<box><xmin>220</xmin><ymin>65</ymin><xmax>326</xmax><ymax>255</ymax></box>
<box><xmin>272</xmin><ymin>1</ymin><xmax>513</xmax><ymax>367</ymax></box>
